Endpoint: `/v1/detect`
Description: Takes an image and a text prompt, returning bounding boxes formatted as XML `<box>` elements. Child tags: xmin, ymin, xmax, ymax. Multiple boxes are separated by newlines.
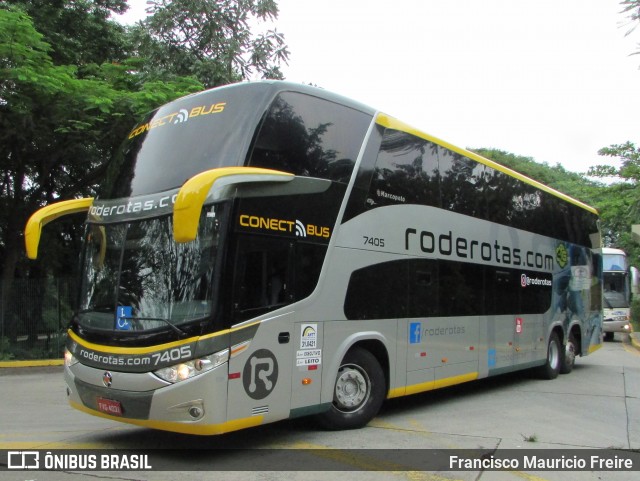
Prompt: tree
<box><xmin>588</xmin><ymin>142</ymin><xmax>640</xmax><ymax>259</ymax></box>
<box><xmin>1</xmin><ymin>1</ymin><xmax>291</xmax><ymax>350</ymax></box>
<box><xmin>4</xmin><ymin>0</ymin><xmax>130</xmax><ymax>67</ymax></box>
<box><xmin>0</xmin><ymin>4</ymin><xmax>202</xmax><ymax>342</ymax></box>
<box><xmin>621</xmin><ymin>0</ymin><xmax>640</xmax><ymax>55</ymax></box>
<box><xmin>131</xmin><ymin>0</ymin><xmax>289</xmax><ymax>87</ymax></box>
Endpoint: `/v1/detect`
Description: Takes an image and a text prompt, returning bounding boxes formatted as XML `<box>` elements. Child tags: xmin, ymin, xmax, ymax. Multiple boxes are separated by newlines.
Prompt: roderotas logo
<box><xmin>521</xmin><ymin>273</ymin><xmax>552</xmax><ymax>288</ymax></box>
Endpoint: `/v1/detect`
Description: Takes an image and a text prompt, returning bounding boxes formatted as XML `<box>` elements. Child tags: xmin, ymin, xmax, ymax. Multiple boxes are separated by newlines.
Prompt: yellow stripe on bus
<box><xmin>67</xmin><ymin>320</ymin><xmax>262</xmax><ymax>356</ymax></box>
<box><xmin>588</xmin><ymin>342</ymin><xmax>603</xmax><ymax>354</ymax></box>
<box><xmin>387</xmin><ymin>372</ymin><xmax>479</xmax><ymax>399</ymax></box>
<box><xmin>69</xmin><ymin>401</ymin><xmax>263</xmax><ymax>436</ymax></box>
<box><xmin>68</xmin><ymin>329</ymin><xmax>200</xmax><ymax>355</ymax></box>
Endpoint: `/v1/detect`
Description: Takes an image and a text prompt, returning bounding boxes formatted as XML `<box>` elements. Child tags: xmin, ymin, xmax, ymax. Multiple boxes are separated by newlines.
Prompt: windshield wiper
<box><xmin>75</xmin><ymin>306</ymin><xmax>112</xmax><ymax>314</ymax></box>
<box><xmin>122</xmin><ymin>316</ymin><xmax>188</xmax><ymax>338</ymax></box>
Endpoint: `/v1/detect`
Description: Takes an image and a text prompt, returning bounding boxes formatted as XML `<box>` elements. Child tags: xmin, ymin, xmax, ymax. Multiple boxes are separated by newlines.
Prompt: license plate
<box><xmin>97</xmin><ymin>397</ymin><xmax>123</xmax><ymax>416</ymax></box>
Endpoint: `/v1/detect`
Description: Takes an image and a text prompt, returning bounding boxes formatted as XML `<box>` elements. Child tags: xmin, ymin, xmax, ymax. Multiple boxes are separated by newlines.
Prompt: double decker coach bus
<box><xmin>25</xmin><ymin>81</ymin><xmax>603</xmax><ymax>435</ymax></box>
<box><xmin>601</xmin><ymin>247</ymin><xmax>632</xmax><ymax>340</ymax></box>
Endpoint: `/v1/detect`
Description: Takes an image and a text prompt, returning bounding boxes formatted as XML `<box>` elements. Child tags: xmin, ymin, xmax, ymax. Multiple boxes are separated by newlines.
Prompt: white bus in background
<box><xmin>601</xmin><ymin>247</ymin><xmax>632</xmax><ymax>340</ymax></box>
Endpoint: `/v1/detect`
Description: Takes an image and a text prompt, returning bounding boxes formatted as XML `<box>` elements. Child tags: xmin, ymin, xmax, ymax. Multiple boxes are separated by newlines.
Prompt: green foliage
<box><xmin>591</xmin><ymin>142</ymin><xmax>640</xmax><ymax>181</ymax></box>
<box><xmin>4</xmin><ymin>0</ymin><xmax>130</xmax><ymax>66</ymax></box>
<box><xmin>587</xmin><ymin>142</ymin><xmax>640</xmax><ymax>262</ymax></box>
<box><xmin>0</xmin><ymin>337</ymin><xmax>14</xmax><ymax>361</ymax></box>
<box><xmin>0</xmin><ymin>4</ymin><xmax>203</xmax><ymax>345</ymax></box>
<box><xmin>0</xmin><ymin>1</ymin><xmax>290</xmax><ymax>353</ymax></box>
<box><xmin>631</xmin><ymin>297</ymin><xmax>640</xmax><ymax>331</ymax></box>
<box><xmin>620</xmin><ymin>1</ymin><xmax>640</xmax><ymax>49</ymax></box>
<box><xmin>133</xmin><ymin>0</ymin><xmax>290</xmax><ymax>87</ymax></box>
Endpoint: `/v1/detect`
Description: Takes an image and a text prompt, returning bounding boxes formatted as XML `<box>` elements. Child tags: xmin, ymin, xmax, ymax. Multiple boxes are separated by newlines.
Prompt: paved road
<box><xmin>1</xmin><ymin>334</ymin><xmax>639</xmax><ymax>480</ymax></box>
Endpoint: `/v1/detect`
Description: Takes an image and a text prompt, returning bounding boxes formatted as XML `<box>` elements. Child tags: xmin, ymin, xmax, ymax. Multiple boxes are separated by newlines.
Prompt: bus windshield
<box><xmin>104</xmin><ymin>85</ymin><xmax>269</xmax><ymax>198</ymax></box>
<box><xmin>603</xmin><ymin>254</ymin><xmax>627</xmax><ymax>271</ymax></box>
<box><xmin>603</xmin><ymin>271</ymin><xmax>629</xmax><ymax>309</ymax></box>
<box><xmin>77</xmin><ymin>204</ymin><xmax>225</xmax><ymax>333</ymax></box>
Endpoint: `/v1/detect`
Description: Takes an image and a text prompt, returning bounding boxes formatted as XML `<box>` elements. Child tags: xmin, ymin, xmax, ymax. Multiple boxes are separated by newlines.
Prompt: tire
<box><xmin>316</xmin><ymin>347</ymin><xmax>386</xmax><ymax>430</ymax></box>
<box><xmin>560</xmin><ymin>331</ymin><xmax>577</xmax><ymax>374</ymax></box>
<box><xmin>536</xmin><ymin>331</ymin><xmax>562</xmax><ymax>380</ymax></box>
<box><xmin>604</xmin><ymin>332</ymin><xmax>614</xmax><ymax>342</ymax></box>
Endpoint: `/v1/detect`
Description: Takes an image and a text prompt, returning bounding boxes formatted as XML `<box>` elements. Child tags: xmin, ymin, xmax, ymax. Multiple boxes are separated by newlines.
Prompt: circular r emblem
<box><xmin>242</xmin><ymin>349</ymin><xmax>278</xmax><ymax>400</ymax></box>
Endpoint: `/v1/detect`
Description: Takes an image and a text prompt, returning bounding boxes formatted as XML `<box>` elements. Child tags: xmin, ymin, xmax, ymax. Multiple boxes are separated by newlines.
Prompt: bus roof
<box><xmin>600</xmin><ymin>247</ymin><xmax>626</xmax><ymax>255</ymax></box>
<box><xmin>155</xmin><ymin>81</ymin><xmax>599</xmax><ymax>216</ymax></box>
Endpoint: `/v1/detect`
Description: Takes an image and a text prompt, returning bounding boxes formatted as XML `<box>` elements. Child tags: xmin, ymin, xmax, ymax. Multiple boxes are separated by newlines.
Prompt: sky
<box><xmin>119</xmin><ymin>0</ymin><xmax>640</xmax><ymax>174</ymax></box>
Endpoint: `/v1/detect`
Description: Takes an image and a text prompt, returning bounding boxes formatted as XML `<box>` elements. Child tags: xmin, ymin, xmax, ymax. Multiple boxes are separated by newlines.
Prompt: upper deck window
<box><xmin>247</xmin><ymin>92</ymin><xmax>372</xmax><ymax>183</ymax></box>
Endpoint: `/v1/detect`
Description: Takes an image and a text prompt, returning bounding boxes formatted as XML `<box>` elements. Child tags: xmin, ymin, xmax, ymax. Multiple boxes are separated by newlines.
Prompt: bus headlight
<box><xmin>154</xmin><ymin>349</ymin><xmax>229</xmax><ymax>383</ymax></box>
<box><xmin>64</xmin><ymin>348</ymin><xmax>78</xmax><ymax>367</ymax></box>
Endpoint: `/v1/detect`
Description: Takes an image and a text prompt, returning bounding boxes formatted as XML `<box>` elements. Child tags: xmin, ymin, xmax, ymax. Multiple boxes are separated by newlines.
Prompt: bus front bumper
<box><xmin>63</xmin><ymin>361</ymin><xmax>247</xmax><ymax>435</ymax></box>
<box><xmin>603</xmin><ymin>319</ymin><xmax>631</xmax><ymax>334</ymax></box>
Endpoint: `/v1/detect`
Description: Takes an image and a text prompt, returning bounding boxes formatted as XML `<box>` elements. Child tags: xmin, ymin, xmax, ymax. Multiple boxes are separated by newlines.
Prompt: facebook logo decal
<box><xmin>409</xmin><ymin>322</ymin><xmax>422</xmax><ymax>344</ymax></box>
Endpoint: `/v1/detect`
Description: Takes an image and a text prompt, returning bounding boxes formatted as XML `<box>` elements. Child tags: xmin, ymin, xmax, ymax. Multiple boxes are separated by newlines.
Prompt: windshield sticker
<box><xmin>116</xmin><ymin>306</ymin><xmax>132</xmax><ymax>331</ymax></box>
<box><xmin>128</xmin><ymin>102</ymin><xmax>227</xmax><ymax>140</ymax></box>
<box><xmin>88</xmin><ymin>189</ymin><xmax>180</xmax><ymax>223</ymax></box>
<box><xmin>300</xmin><ymin>324</ymin><xmax>317</xmax><ymax>349</ymax></box>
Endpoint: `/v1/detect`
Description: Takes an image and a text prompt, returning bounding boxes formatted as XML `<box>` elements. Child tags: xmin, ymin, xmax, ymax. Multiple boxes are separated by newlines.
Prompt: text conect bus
<box><xmin>25</xmin><ymin>81</ymin><xmax>603</xmax><ymax>435</ymax></box>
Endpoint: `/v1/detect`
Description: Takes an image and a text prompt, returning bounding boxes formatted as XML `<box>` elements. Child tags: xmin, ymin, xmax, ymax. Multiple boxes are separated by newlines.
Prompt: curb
<box><xmin>0</xmin><ymin>359</ymin><xmax>64</xmax><ymax>368</ymax></box>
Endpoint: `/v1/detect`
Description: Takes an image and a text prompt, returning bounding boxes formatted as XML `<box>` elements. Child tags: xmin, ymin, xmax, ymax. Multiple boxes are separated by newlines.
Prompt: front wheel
<box><xmin>536</xmin><ymin>331</ymin><xmax>562</xmax><ymax>380</ymax></box>
<box><xmin>316</xmin><ymin>347</ymin><xmax>386</xmax><ymax>430</ymax></box>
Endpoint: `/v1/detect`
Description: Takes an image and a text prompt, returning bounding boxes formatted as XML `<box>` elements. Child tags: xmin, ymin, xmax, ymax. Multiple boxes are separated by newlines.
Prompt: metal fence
<box><xmin>0</xmin><ymin>278</ymin><xmax>76</xmax><ymax>361</ymax></box>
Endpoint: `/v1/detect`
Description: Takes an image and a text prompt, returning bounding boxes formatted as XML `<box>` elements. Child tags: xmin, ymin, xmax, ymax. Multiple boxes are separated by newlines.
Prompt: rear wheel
<box><xmin>536</xmin><ymin>331</ymin><xmax>561</xmax><ymax>380</ymax></box>
<box><xmin>316</xmin><ymin>347</ymin><xmax>385</xmax><ymax>430</ymax></box>
<box><xmin>560</xmin><ymin>331</ymin><xmax>577</xmax><ymax>374</ymax></box>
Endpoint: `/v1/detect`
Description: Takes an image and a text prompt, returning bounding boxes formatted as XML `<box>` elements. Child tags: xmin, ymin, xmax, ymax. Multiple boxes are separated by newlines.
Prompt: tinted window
<box><xmin>248</xmin><ymin>92</ymin><xmax>372</xmax><ymax>183</ymax></box>
<box><xmin>369</xmin><ymin>130</ymin><xmax>440</xmax><ymax>208</ymax></box>
<box><xmin>231</xmin><ymin>236</ymin><xmax>328</xmax><ymax>323</ymax></box>
<box><xmin>354</xmin><ymin>128</ymin><xmax>598</xmax><ymax>247</ymax></box>
<box><xmin>344</xmin><ymin>259</ymin><xmax>553</xmax><ymax>320</ymax></box>
<box><xmin>232</xmin><ymin>236</ymin><xmax>292</xmax><ymax>322</ymax></box>
<box><xmin>295</xmin><ymin>242</ymin><xmax>328</xmax><ymax>300</ymax></box>
<box><xmin>105</xmin><ymin>86</ymin><xmax>270</xmax><ymax>198</ymax></box>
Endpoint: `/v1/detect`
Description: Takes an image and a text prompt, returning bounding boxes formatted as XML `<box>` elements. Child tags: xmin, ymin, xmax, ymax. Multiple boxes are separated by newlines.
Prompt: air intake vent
<box><xmin>252</xmin><ymin>406</ymin><xmax>269</xmax><ymax>416</ymax></box>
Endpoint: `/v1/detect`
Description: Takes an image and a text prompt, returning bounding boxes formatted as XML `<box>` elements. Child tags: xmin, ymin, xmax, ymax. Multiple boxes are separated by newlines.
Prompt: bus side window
<box><xmin>232</xmin><ymin>236</ymin><xmax>292</xmax><ymax>321</ymax></box>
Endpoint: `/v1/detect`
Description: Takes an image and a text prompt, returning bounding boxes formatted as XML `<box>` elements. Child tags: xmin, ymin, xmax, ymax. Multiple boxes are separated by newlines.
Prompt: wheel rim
<box><xmin>565</xmin><ymin>339</ymin><xmax>576</xmax><ymax>367</ymax></box>
<box><xmin>548</xmin><ymin>338</ymin><xmax>560</xmax><ymax>369</ymax></box>
<box><xmin>333</xmin><ymin>363</ymin><xmax>370</xmax><ymax>413</ymax></box>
